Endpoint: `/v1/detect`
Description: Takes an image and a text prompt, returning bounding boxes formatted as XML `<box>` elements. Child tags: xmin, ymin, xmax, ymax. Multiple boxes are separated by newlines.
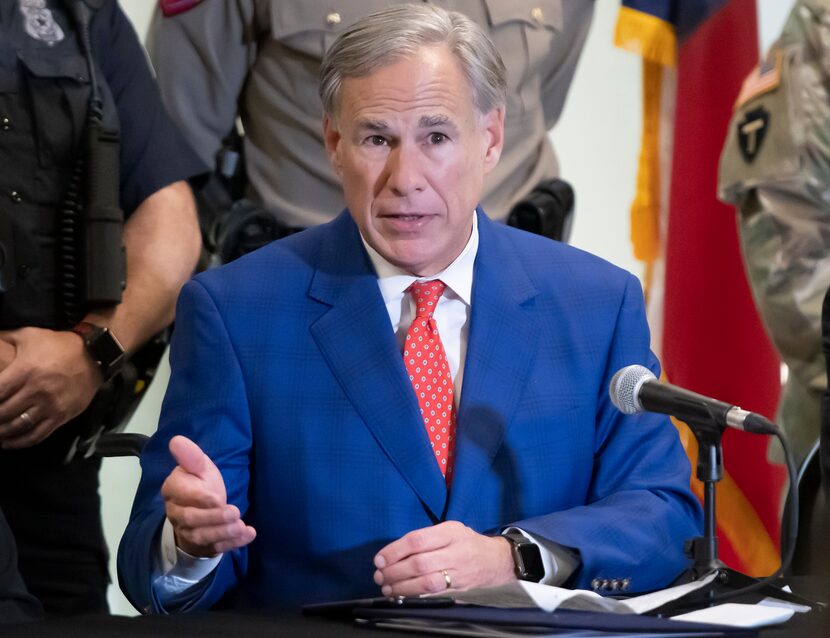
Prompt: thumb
<box><xmin>169</xmin><ymin>435</ymin><xmax>214</xmax><ymax>480</ymax></box>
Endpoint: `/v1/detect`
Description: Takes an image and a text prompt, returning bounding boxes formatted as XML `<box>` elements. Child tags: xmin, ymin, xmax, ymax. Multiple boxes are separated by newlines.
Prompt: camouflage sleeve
<box><xmin>718</xmin><ymin>0</ymin><xmax>830</xmax><ymax>463</ymax></box>
<box><xmin>719</xmin><ymin>0</ymin><xmax>830</xmax><ymax>395</ymax></box>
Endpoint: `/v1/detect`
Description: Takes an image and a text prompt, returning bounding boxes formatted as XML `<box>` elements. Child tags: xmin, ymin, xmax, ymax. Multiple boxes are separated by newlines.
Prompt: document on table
<box><xmin>431</xmin><ymin>572</ymin><xmax>719</xmax><ymax>614</ymax></box>
<box><xmin>427</xmin><ymin>573</ymin><xmax>796</xmax><ymax>628</ymax></box>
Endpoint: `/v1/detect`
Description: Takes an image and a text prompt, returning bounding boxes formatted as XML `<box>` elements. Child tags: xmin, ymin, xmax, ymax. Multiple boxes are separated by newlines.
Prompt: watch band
<box><xmin>71</xmin><ymin>321</ymin><xmax>126</xmax><ymax>380</ymax></box>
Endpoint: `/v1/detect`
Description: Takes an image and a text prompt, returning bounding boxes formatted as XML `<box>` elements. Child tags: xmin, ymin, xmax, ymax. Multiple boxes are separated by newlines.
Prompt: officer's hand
<box><xmin>162</xmin><ymin>435</ymin><xmax>256</xmax><ymax>558</ymax></box>
<box><xmin>0</xmin><ymin>340</ymin><xmax>14</xmax><ymax>371</ymax></box>
<box><xmin>373</xmin><ymin>521</ymin><xmax>515</xmax><ymax>597</ymax></box>
<box><xmin>0</xmin><ymin>327</ymin><xmax>102</xmax><ymax>449</ymax></box>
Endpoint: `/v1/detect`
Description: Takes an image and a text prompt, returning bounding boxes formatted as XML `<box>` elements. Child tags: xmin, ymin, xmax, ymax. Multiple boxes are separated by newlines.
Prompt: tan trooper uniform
<box><xmin>719</xmin><ymin>0</ymin><xmax>830</xmax><ymax>470</ymax></box>
<box><xmin>147</xmin><ymin>0</ymin><xmax>594</xmax><ymax>227</ymax></box>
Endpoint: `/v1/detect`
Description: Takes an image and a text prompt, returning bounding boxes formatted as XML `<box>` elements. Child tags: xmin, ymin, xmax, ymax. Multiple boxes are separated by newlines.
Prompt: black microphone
<box><xmin>608</xmin><ymin>365</ymin><xmax>778</xmax><ymax>435</ymax></box>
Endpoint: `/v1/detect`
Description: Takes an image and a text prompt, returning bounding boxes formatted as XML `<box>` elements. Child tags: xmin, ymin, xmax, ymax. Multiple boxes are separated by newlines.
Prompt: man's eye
<box><xmin>366</xmin><ymin>135</ymin><xmax>388</xmax><ymax>146</ymax></box>
<box><xmin>429</xmin><ymin>133</ymin><xmax>448</xmax><ymax>145</ymax></box>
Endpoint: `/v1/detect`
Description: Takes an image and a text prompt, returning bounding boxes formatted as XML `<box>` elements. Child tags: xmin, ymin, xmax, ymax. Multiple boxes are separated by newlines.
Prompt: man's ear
<box><xmin>322</xmin><ymin>113</ymin><xmax>343</xmax><ymax>178</ymax></box>
<box><xmin>480</xmin><ymin>107</ymin><xmax>505</xmax><ymax>175</ymax></box>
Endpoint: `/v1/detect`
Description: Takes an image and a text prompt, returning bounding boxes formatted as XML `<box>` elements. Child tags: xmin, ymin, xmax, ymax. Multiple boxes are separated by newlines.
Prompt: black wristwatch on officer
<box><xmin>71</xmin><ymin>321</ymin><xmax>126</xmax><ymax>381</ymax></box>
<box><xmin>503</xmin><ymin>530</ymin><xmax>545</xmax><ymax>583</ymax></box>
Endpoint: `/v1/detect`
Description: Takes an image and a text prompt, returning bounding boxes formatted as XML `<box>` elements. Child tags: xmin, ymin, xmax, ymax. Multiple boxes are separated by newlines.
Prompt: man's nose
<box><xmin>384</xmin><ymin>144</ymin><xmax>426</xmax><ymax>196</ymax></box>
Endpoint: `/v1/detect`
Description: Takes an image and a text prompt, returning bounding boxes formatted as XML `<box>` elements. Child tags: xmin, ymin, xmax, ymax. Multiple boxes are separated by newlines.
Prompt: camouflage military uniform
<box><xmin>719</xmin><ymin>0</ymin><xmax>830</xmax><ymax>470</ymax></box>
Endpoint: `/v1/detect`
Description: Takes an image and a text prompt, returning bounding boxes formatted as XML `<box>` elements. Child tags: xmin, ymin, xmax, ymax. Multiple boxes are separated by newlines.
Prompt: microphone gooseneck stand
<box><xmin>653</xmin><ymin>415</ymin><xmax>822</xmax><ymax>616</ymax></box>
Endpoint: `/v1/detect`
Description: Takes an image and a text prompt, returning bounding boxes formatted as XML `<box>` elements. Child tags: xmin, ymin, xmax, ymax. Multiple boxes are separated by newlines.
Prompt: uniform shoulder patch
<box><xmin>159</xmin><ymin>0</ymin><xmax>204</xmax><ymax>17</ymax></box>
<box><xmin>736</xmin><ymin>106</ymin><xmax>770</xmax><ymax>164</ymax></box>
<box><xmin>734</xmin><ymin>48</ymin><xmax>782</xmax><ymax>111</ymax></box>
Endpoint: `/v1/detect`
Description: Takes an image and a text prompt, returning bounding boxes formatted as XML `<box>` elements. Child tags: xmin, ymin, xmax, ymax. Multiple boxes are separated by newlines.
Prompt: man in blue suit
<box><xmin>119</xmin><ymin>4</ymin><xmax>701</xmax><ymax>613</ymax></box>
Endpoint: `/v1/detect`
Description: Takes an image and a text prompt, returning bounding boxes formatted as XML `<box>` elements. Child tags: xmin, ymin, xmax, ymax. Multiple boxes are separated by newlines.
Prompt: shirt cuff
<box><xmin>153</xmin><ymin>518</ymin><xmax>222</xmax><ymax>596</ymax></box>
<box><xmin>505</xmin><ymin>527</ymin><xmax>579</xmax><ymax>586</ymax></box>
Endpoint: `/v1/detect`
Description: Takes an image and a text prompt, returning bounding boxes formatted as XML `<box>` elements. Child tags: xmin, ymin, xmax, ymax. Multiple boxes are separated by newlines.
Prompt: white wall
<box><xmin>104</xmin><ymin>0</ymin><xmax>794</xmax><ymax>616</ymax></box>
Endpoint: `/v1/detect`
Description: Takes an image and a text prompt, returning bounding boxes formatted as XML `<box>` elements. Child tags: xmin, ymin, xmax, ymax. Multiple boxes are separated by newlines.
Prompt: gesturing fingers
<box><xmin>172</xmin><ymin>516</ymin><xmax>257</xmax><ymax>557</ymax></box>
<box><xmin>161</xmin><ymin>466</ymin><xmax>225</xmax><ymax>509</ymax></box>
<box><xmin>162</xmin><ymin>436</ymin><xmax>256</xmax><ymax>557</ymax></box>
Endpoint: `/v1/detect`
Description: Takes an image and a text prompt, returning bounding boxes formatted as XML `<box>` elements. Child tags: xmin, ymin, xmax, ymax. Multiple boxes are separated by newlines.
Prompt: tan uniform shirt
<box><xmin>147</xmin><ymin>0</ymin><xmax>593</xmax><ymax>227</ymax></box>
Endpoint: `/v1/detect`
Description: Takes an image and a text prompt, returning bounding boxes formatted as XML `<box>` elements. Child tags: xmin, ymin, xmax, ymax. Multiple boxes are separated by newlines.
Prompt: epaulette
<box><xmin>159</xmin><ymin>0</ymin><xmax>204</xmax><ymax>17</ymax></box>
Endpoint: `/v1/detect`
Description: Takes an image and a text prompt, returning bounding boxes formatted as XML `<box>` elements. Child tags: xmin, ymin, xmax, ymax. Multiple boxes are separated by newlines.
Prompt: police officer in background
<box><xmin>0</xmin><ymin>507</ymin><xmax>41</xmax><ymax>624</ymax></box>
<box><xmin>718</xmin><ymin>0</ymin><xmax>830</xmax><ymax>477</ymax></box>
<box><xmin>147</xmin><ymin>1</ymin><xmax>593</xmax><ymax>258</ymax></box>
<box><xmin>0</xmin><ymin>0</ymin><xmax>203</xmax><ymax>616</ymax></box>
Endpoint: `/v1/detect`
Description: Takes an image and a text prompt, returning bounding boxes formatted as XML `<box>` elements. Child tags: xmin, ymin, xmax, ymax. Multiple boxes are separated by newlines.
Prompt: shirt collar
<box><xmin>361</xmin><ymin>212</ymin><xmax>478</xmax><ymax>306</ymax></box>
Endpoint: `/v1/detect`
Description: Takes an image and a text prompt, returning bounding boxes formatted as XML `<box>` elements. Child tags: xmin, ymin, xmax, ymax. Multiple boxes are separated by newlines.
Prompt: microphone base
<box><xmin>650</xmin><ymin>566</ymin><xmax>822</xmax><ymax>616</ymax></box>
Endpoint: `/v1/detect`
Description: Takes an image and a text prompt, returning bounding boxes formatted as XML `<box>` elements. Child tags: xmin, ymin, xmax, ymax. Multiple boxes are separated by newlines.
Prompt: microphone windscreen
<box><xmin>609</xmin><ymin>365</ymin><xmax>655</xmax><ymax>414</ymax></box>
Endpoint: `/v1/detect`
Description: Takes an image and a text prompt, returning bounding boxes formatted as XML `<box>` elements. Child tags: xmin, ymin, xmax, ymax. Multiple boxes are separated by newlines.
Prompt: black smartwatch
<box><xmin>503</xmin><ymin>531</ymin><xmax>545</xmax><ymax>583</ymax></box>
<box><xmin>71</xmin><ymin>321</ymin><xmax>126</xmax><ymax>380</ymax></box>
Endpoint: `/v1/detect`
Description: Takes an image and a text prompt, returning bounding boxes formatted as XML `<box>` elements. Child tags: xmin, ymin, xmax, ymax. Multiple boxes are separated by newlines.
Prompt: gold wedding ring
<box><xmin>19</xmin><ymin>411</ymin><xmax>33</xmax><ymax>427</ymax></box>
<box><xmin>442</xmin><ymin>569</ymin><xmax>452</xmax><ymax>590</ymax></box>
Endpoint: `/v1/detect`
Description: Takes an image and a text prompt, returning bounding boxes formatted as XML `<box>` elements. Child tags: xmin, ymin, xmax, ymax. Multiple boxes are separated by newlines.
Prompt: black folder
<box><xmin>305</xmin><ymin>598</ymin><xmax>759</xmax><ymax>637</ymax></box>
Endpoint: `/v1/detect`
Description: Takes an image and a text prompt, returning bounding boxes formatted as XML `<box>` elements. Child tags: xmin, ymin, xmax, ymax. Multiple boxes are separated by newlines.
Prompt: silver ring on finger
<box><xmin>442</xmin><ymin>569</ymin><xmax>452</xmax><ymax>590</ymax></box>
<box><xmin>19</xmin><ymin>411</ymin><xmax>34</xmax><ymax>428</ymax></box>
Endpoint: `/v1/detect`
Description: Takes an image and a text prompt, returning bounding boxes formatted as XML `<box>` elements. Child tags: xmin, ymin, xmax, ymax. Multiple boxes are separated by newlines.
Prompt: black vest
<box><xmin>0</xmin><ymin>0</ymin><xmax>116</xmax><ymax>329</ymax></box>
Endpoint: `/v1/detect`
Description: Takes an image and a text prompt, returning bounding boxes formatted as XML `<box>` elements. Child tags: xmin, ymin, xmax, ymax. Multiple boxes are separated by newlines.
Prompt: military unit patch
<box><xmin>19</xmin><ymin>0</ymin><xmax>64</xmax><ymax>45</ymax></box>
<box><xmin>159</xmin><ymin>0</ymin><xmax>204</xmax><ymax>17</ymax></box>
<box><xmin>737</xmin><ymin>106</ymin><xmax>770</xmax><ymax>164</ymax></box>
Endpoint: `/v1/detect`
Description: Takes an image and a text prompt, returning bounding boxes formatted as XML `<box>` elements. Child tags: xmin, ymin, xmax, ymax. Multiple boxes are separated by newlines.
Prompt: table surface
<box><xmin>2</xmin><ymin>604</ymin><xmax>828</xmax><ymax>638</ymax></box>
<box><xmin>3</xmin><ymin>576</ymin><xmax>828</xmax><ymax>638</ymax></box>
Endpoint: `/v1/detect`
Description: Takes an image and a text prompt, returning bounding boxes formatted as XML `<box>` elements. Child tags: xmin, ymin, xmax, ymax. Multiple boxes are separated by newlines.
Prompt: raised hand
<box><xmin>162</xmin><ymin>435</ymin><xmax>256</xmax><ymax>557</ymax></box>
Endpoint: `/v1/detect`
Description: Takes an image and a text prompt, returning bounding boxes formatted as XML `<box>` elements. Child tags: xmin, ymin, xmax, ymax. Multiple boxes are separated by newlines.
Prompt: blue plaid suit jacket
<box><xmin>118</xmin><ymin>209</ymin><xmax>701</xmax><ymax>612</ymax></box>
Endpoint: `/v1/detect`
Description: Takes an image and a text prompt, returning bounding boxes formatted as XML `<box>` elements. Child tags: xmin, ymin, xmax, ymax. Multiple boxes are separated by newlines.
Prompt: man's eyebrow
<box><xmin>356</xmin><ymin>118</ymin><xmax>389</xmax><ymax>132</ymax></box>
<box><xmin>419</xmin><ymin>114</ymin><xmax>453</xmax><ymax>128</ymax></box>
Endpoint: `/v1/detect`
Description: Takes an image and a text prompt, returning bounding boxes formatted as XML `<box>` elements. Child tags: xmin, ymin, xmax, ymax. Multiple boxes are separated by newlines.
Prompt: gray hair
<box><xmin>319</xmin><ymin>4</ymin><xmax>507</xmax><ymax>117</ymax></box>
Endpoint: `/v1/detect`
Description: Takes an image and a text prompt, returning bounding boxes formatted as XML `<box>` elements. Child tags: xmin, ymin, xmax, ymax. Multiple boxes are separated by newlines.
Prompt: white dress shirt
<box><xmin>154</xmin><ymin>213</ymin><xmax>576</xmax><ymax>602</ymax></box>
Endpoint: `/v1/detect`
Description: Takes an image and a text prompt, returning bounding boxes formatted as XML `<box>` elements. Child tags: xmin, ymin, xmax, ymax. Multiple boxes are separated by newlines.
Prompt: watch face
<box><xmin>74</xmin><ymin>322</ymin><xmax>125</xmax><ymax>375</ymax></box>
<box><xmin>507</xmin><ymin>534</ymin><xmax>545</xmax><ymax>583</ymax></box>
<box><xmin>517</xmin><ymin>542</ymin><xmax>545</xmax><ymax>582</ymax></box>
<box><xmin>92</xmin><ymin>329</ymin><xmax>125</xmax><ymax>370</ymax></box>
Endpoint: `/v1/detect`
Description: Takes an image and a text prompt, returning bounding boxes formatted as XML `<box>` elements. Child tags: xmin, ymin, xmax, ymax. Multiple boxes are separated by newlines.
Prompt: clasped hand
<box><xmin>0</xmin><ymin>327</ymin><xmax>102</xmax><ymax>449</ymax></box>
<box><xmin>373</xmin><ymin>521</ymin><xmax>516</xmax><ymax>596</ymax></box>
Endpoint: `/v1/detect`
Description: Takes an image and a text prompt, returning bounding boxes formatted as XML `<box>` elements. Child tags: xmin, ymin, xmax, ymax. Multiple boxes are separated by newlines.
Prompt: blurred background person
<box><xmin>148</xmin><ymin>1</ymin><xmax>595</xmax><ymax>261</ymax></box>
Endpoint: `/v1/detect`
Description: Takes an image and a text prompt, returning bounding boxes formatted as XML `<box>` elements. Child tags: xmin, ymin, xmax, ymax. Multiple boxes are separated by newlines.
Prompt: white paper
<box><xmin>757</xmin><ymin>596</ymin><xmax>812</xmax><ymax>614</ymax></box>
<box><xmin>672</xmin><ymin>602</ymin><xmax>794</xmax><ymax>628</ymax></box>
<box><xmin>433</xmin><ymin>572</ymin><xmax>718</xmax><ymax>615</ymax></box>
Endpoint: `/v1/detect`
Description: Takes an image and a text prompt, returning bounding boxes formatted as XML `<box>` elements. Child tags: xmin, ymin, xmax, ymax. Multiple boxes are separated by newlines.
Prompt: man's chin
<box><xmin>384</xmin><ymin>245</ymin><xmax>450</xmax><ymax>277</ymax></box>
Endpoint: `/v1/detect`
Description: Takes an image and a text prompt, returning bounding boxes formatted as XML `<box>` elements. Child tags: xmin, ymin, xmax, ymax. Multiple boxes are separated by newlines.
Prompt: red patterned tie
<box><xmin>404</xmin><ymin>280</ymin><xmax>457</xmax><ymax>481</ymax></box>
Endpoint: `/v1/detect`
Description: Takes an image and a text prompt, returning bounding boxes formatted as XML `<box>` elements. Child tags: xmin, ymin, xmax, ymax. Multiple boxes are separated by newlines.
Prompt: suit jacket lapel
<box><xmin>446</xmin><ymin>211</ymin><xmax>541</xmax><ymax>522</ymax></box>
<box><xmin>308</xmin><ymin>212</ymin><xmax>447</xmax><ymax>521</ymax></box>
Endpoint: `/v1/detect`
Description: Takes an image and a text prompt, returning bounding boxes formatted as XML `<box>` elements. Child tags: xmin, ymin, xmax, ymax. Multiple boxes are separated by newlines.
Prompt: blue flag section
<box><xmin>621</xmin><ymin>0</ymin><xmax>729</xmax><ymax>39</ymax></box>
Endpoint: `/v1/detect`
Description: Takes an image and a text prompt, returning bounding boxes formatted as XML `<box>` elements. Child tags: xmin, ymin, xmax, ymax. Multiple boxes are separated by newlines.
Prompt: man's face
<box><xmin>323</xmin><ymin>45</ymin><xmax>504</xmax><ymax>276</ymax></box>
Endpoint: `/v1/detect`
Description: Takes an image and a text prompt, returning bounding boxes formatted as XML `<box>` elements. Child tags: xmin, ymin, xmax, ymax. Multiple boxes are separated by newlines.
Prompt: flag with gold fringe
<box><xmin>615</xmin><ymin>0</ymin><xmax>786</xmax><ymax>577</ymax></box>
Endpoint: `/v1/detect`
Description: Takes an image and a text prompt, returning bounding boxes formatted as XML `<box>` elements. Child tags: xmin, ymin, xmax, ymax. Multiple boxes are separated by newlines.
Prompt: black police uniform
<box><xmin>0</xmin><ymin>0</ymin><xmax>204</xmax><ymax>616</ymax></box>
<box><xmin>0</xmin><ymin>507</ymin><xmax>42</xmax><ymax>624</ymax></box>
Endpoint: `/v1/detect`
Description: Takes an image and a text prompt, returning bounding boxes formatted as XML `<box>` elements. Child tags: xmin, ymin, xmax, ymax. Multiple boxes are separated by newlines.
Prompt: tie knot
<box><xmin>409</xmin><ymin>280</ymin><xmax>446</xmax><ymax>318</ymax></box>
